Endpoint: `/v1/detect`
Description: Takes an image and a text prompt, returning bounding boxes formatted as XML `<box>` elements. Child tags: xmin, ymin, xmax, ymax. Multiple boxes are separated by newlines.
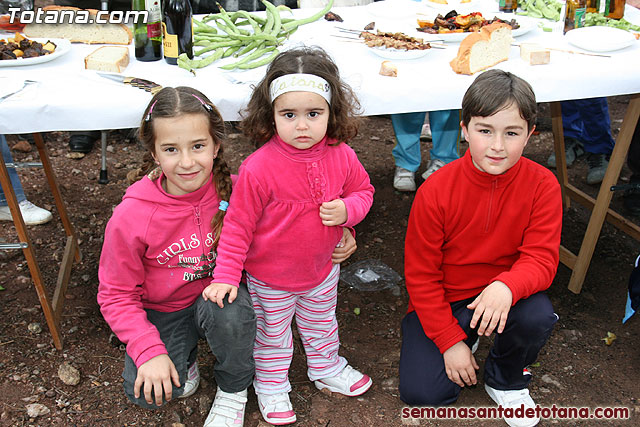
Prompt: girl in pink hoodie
<box><xmin>98</xmin><ymin>87</ymin><xmax>256</xmax><ymax>426</ymax></box>
<box><xmin>206</xmin><ymin>47</ymin><xmax>375</xmax><ymax>425</ymax></box>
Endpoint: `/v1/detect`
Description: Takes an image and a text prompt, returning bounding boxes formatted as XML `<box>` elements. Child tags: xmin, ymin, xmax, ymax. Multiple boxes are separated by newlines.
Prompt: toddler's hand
<box><xmin>319</xmin><ymin>199</ymin><xmax>347</xmax><ymax>226</ymax></box>
<box><xmin>203</xmin><ymin>282</ymin><xmax>238</xmax><ymax>308</ymax></box>
<box><xmin>332</xmin><ymin>227</ymin><xmax>356</xmax><ymax>264</ymax></box>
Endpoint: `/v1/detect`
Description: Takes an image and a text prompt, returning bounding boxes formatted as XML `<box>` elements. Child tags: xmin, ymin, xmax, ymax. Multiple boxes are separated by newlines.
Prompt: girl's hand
<box><xmin>319</xmin><ymin>199</ymin><xmax>347</xmax><ymax>226</ymax></box>
<box><xmin>134</xmin><ymin>354</ymin><xmax>180</xmax><ymax>406</ymax></box>
<box><xmin>202</xmin><ymin>283</ymin><xmax>238</xmax><ymax>308</ymax></box>
<box><xmin>467</xmin><ymin>281</ymin><xmax>513</xmax><ymax>336</ymax></box>
<box><xmin>332</xmin><ymin>228</ymin><xmax>357</xmax><ymax>264</ymax></box>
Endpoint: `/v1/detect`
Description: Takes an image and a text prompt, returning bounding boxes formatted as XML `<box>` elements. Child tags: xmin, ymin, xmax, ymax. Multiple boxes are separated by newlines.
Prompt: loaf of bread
<box><xmin>449</xmin><ymin>23</ymin><xmax>513</xmax><ymax>75</ymax></box>
<box><xmin>85</xmin><ymin>46</ymin><xmax>129</xmax><ymax>73</ymax></box>
<box><xmin>519</xmin><ymin>43</ymin><xmax>550</xmax><ymax>65</ymax></box>
<box><xmin>379</xmin><ymin>60</ymin><xmax>398</xmax><ymax>77</ymax></box>
<box><xmin>24</xmin><ymin>6</ymin><xmax>132</xmax><ymax>45</ymax></box>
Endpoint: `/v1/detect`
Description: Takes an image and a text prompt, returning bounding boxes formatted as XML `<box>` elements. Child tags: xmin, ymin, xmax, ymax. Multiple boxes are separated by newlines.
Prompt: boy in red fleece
<box><xmin>400</xmin><ymin>70</ymin><xmax>562</xmax><ymax>427</ymax></box>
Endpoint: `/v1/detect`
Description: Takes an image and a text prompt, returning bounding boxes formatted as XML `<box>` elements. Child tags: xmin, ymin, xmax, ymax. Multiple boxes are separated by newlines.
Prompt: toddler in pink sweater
<box><xmin>205</xmin><ymin>47</ymin><xmax>375</xmax><ymax>425</ymax></box>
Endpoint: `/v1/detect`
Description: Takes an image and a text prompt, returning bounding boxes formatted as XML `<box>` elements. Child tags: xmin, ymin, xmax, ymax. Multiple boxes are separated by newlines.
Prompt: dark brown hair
<box><xmin>136</xmin><ymin>86</ymin><xmax>231</xmax><ymax>250</ymax></box>
<box><xmin>241</xmin><ymin>46</ymin><xmax>361</xmax><ymax>146</ymax></box>
<box><xmin>462</xmin><ymin>70</ymin><xmax>537</xmax><ymax>132</ymax></box>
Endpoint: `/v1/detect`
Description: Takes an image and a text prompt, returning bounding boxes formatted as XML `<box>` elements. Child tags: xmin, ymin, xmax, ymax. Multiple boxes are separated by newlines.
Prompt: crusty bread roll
<box><xmin>379</xmin><ymin>60</ymin><xmax>398</xmax><ymax>77</ymax></box>
<box><xmin>84</xmin><ymin>46</ymin><xmax>129</xmax><ymax>73</ymax></box>
<box><xmin>450</xmin><ymin>23</ymin><xmax>513</xmax><ymax>75</ymax></box>
<box><xmin>24</xmin><ymin>6</ymin><xmax>132</xmax><ymax>45</ymax></box>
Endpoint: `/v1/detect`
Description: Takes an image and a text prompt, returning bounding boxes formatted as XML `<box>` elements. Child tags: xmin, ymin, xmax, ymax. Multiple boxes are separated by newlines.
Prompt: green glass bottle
<box><xmin>132</xmin><ymin>0</ymin><xmax>162</xmax><ymax>62</ymax></box>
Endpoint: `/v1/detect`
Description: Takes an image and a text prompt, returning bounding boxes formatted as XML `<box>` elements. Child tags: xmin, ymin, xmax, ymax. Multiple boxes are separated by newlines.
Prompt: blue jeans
<box><xmin>399</xmin><ymin>292</ymin><xmax>557</xmax><ymax>406</ymax></box>
<box><xmin>391</xmin><ymin>110</ymin><xmax>461</xmax><ymax>172</ymax></box>
<box><xmin>561</xmin><ymin>97</ymin><xmax>615</xmax><ymax>155</ymax></box>
<box><xmin>0</xmin><ymin>134</ymin><xmax>26</xmax><ymax>206</ymax></box>
<box><xmin>122</xmin><ymin>286</ymin><xmax>257</xmax><ymax>409</ymax></box>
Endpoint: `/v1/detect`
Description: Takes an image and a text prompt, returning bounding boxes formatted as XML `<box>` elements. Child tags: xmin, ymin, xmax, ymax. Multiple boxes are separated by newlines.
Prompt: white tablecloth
<box><xmin>1</xmin><ymin>0</ymin><xmax>639</xmax><ymax>133</ymax></box>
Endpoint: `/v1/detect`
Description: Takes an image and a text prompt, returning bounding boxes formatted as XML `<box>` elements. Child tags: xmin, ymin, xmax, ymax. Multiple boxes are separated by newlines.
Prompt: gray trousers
<box><xmin>122</xmin><ymin>285</ymin><xmax>256</xmax><ymax>409</ymax></box>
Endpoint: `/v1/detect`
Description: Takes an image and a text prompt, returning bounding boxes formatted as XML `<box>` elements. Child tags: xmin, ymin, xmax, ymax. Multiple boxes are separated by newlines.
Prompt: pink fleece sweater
<box><xmin>98</xmin><ymin>173</ymin><xmax>231</xmax><ymax>367</ymax></box>
<box><xmin>213</xmin><ymin>135</ymin><xmax>374</xmax><ymax>291</ymax></box>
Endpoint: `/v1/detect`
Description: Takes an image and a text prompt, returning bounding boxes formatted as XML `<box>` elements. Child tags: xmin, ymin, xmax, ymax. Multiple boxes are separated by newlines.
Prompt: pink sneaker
<box><xmin>256</xmin><ymin>391</ymin><xmax>296</xmax><ymax>425</ymax></box>
<box><xmin>314</xmin><ymin>365</ymin><xmax>372</xmax><ymax>397</ymax></box>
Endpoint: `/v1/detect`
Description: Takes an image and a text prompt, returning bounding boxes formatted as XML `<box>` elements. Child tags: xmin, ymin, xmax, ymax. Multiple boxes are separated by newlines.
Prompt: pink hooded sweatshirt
<box><xmin>97</xmin><ymin>172</ymin><xmax>232</xmax><ymax>367</ymax></box>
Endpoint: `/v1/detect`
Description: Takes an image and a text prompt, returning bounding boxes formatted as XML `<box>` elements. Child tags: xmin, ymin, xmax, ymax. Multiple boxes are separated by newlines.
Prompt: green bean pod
<box><xmin>261</xmin><ymin>0</ymin><xmax>282</xmax><ymax>37</ymax></box>
<box><xmin>282</xmin><ymin>0</ymin><xmax>333</xmax><ymax>32</ymax></box>
<box><xmin>219</xmin><ymin>46</ymin><xmax>276</xmax><ymax>70</ymax></box>
<box><xmin>195</xmin><ymin>39</ymin><xmax>243</xmax><ymax>56</ymax></box>
<box><xmin>237</xmin><ymin>49</ymin><xmax>280</xmax><ymax>69</ymax></box>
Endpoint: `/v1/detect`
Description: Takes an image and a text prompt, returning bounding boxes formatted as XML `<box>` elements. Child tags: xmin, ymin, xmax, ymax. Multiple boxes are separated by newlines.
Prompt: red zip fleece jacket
<box><xmin>97</xmin><ymin>173</ymin><xmax>235</xmax><ymax>368</ymax></box>
<box><xmin>405</xmin><ymin>150</ymin><xmax>562</xmax><ymax>354</ymax></box>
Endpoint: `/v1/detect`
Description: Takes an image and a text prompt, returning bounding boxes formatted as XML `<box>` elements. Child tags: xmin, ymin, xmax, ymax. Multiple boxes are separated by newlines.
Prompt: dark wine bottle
<box><xmin>162</xmin><ymin>0</ymin><xmax>193</xmax><ymax>65</ymax></box>
<box><xmin>132</xmin><ymin>0</ymin><xmax>162</xmax><ymax>62</ymax></box>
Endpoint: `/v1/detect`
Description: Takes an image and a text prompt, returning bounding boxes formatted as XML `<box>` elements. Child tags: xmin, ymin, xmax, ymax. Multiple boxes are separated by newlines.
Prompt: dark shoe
<box><xmin>586</xmin><ymin>152</ymin><xmax>610</xmax><ymax>185</ymax></box>
<box><xmin>69</xmin><ymin>132</ymin><xmax>99</xmax><ymax>153</ymax></box>
<box><xmin>547</xmin><ymin>138</ymin><xmax>584</xmax><ymax>168</ymax></box>
<box><xmin>624</xmin><ymin>179</ymin><xmax>640</xmax><ymax>216</ymax></box>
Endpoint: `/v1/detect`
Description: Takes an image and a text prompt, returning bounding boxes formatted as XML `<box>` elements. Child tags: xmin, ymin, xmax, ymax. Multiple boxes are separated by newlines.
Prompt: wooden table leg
<box><xmin>550</xmin><ymin>102</ymin><xmax>570</xmax><ymax>208</ymax></box>
<box><xmin>567</xmin><ymin>95</ymin><xmax>640</xmax><ymax>293</ymax></box>
<box><xmin>0</xmin><ymin>133</ymin><xmax>82</xmax><ymax>349</ymax></box>
<box><xmin>0</xmin><ymin>144</ymin><xmax>63</xmax><ymax>349</ymax></box>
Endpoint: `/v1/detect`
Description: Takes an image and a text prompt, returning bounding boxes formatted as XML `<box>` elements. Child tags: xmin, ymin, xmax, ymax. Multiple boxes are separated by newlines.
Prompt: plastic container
<box><xmin>340</xmin><ymin>259</ymin><xmax>402</xmax><ymax>291</ymax></box>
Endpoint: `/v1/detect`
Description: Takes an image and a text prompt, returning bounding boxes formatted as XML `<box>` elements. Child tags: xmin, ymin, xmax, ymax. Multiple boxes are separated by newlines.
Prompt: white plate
<box><xmin>565</xmin><ymin>26</ymin><xmax>636</xmax><ymax>52</ymax></box>
<box><xmin>421</xmin><ymin>0</ymin><xmax>479</xmax><ymax>12</ymax></box>
<box><xmin>366</xmin><ymin>0</ymin><xmax>422</xmax><ymax>19</ymax></box>
<box><xmin>0</xmin><ymin>37</ymin><xmax>71</xmax><ymax>67</ymax></box>
<box><xmin>366</xmin><ymin>44</ymin><xmax>431</xmax><ymax>59</ymax></box>
<box><xmin>418</xmin><ymin>13</ymin><xmax>535</xmax><ymax>42</ymax></box>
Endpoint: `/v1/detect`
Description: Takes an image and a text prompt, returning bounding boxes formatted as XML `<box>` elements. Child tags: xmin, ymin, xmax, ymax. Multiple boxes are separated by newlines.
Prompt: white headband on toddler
<box><xmin>269</xmin><ymin>73</ymin><xmax>332</xmax><ymax>105</ymax></box>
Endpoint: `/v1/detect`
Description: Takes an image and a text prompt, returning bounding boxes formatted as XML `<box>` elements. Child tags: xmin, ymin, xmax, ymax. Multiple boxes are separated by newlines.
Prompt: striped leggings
<box><xmin>246</xmin><ymin>264</ymin><xmax>347</xmax><ymax>395</ymax></box>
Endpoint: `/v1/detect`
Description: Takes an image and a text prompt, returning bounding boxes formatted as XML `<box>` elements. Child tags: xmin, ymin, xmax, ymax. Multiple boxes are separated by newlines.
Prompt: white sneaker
<box><xmin>421</xmin><ymin>159</ymin><xmax>446</xmax><ymax>180</ymax></box>
<box><xmin>0</xmin><ymin>200</ymin><xmax>52</xmax><ymax>225</ymax></box>
<box><xmin>178</xmin><ymin>361</ymin><xmax>200</xmax><ymax>399</ymax></box>
<box><xmin>314</xmin><ymin>365</ymin><xmax>372</xmax><ymax>397</ymax></box>
<box><xmin>393</xmin><ymin>167</ymin><xmax>416</xmax><ymax>192</ymax></box>
<box><xmin>256</xmin><ymin>391</ymin><xmax>296</xmax><ymax>425</ymax></box>
<box><xmin>204</xmin><ymin>387</ymin><xmax>248</xmax><ymax>427</ymax></box>
<box><xmin>470</xmin><ymin>337</ymin><xmax>479</xmax><ymax>354</ymax></box>
<box><xmin>485</xmin><ymin>384</ymin><xmax>540</xmax><ymax>427</ymax></box>
<box><xmin>420</xmin><ymin>123</ymin><xmax>432</xmax><ymax>141</ymax></box>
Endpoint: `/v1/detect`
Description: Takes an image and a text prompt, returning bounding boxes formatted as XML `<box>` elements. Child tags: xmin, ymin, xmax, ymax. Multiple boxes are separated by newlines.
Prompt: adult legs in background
<box><xmin>0</xmin><ymin>135</ymin><xmax>52</xmax><ymax>225</ymax></box>
<box><xmin>391</xmin><ymin>110</ymin><xmax>460</xmax><ymax>192</ymax></box>
<box><xmin>623</xmin><ymin>121</ymin><xmax>640</xmax><ymax>214</ymax></box>
<box><xmin>549</xmin><ymin>98</ymin><xmax>615</xmax><ymax>184</ymax></box>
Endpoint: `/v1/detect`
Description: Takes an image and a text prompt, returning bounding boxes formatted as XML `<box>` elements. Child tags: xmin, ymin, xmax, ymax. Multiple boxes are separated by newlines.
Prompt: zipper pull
<box><xmin>194</xmin><ymin>207</ymin><xmax>202</xmax><ymax>226</ymax></box>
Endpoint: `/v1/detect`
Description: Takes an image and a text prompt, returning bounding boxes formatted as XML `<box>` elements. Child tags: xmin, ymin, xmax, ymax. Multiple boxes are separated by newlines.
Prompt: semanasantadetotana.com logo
<box><xmin>7</xmin><ymin>7</ymin><xmax>150</xmax><ymax>25</ymax></box>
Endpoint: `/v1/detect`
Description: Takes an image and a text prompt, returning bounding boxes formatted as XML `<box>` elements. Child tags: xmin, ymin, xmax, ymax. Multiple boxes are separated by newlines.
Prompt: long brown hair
<box><xmin>241</xmin><ymin>46</ymin><xmax>361</xmax><ymax>146</ymax></box>
<box><xmin>135</xmin><ymin>86</ymin><xmax>231</xmax><ymax>250</ymax></box>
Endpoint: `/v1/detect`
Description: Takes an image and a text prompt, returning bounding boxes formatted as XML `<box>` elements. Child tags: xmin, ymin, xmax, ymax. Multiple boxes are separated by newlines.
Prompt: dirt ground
<box><xmin>1</xmin><ymin>96</ymin><xmax>639</xmax><ymax>426</ymax></box>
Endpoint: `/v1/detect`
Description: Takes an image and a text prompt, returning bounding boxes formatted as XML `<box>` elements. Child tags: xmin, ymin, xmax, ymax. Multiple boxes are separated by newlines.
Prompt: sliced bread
<box><xmin>84</xmin><ymin>46</ymin><xmax>130</xmax><ymax>73</ymax></box>
<box><xmin>24</xmin><ymin>6</ymin><xmax>132</xmax><ymax>45</ymax></box>
<box><xmin>450</xmin><ymin>23</ymin><xmax>513</xmax><ymax>75</ymax></box>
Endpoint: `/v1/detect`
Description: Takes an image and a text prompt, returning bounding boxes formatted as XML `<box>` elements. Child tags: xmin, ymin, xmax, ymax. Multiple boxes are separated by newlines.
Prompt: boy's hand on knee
<box><xmin>319</xmin><ymin>199</ymin><xmax>347</xmax><ymax>226</ymax></box>
<box><xmin>134</xmin><ymin>354</ymin><xmax>180</xmax><ymax>406</ymax></box>
<box><xmin>467</xmin><ymin>281</ymin><xmax>513</xmax><ymax>336</ymax></box>
<box><xmin>202</xmin><ymin>282</ymin><xmax>238</xmax><ymax>308</ymax></box>
<box><xmin>443</xmin><ymin>341</ymin><xmax>479</xmax><ymax>387</ymax></box>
